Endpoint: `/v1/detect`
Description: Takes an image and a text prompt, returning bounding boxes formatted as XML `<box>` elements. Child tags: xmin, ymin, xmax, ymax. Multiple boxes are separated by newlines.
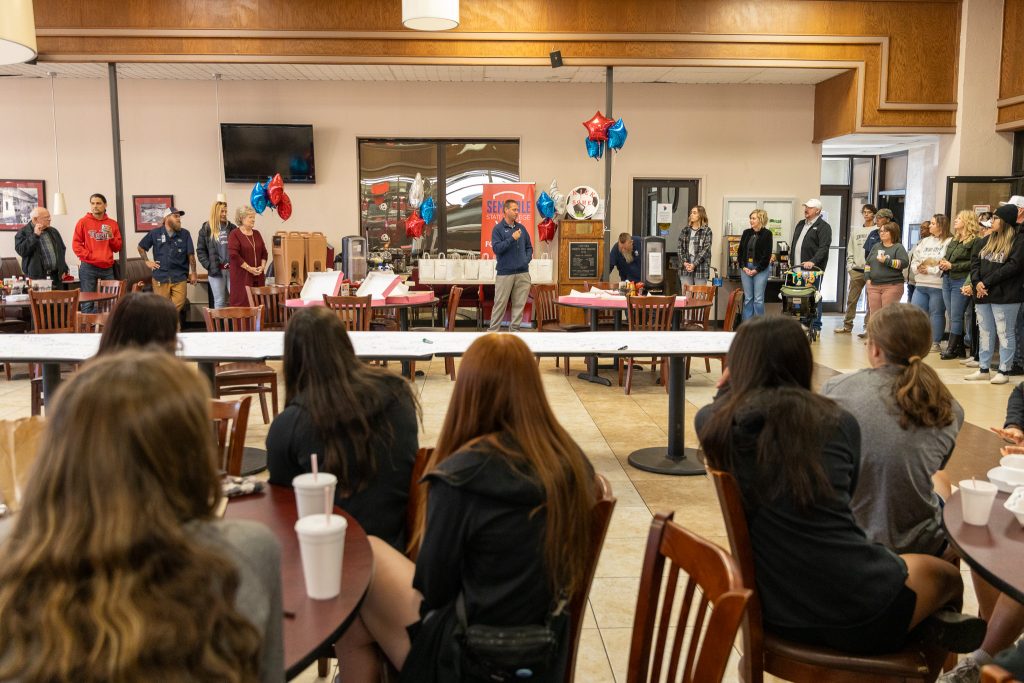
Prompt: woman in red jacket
<box><xmin>227</xmin><ymin>205</ymin><xmax>268</xmax><ymax>307</ymax></box>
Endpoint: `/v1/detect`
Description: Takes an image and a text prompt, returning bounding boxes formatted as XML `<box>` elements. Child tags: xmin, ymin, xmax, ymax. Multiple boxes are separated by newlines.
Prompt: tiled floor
<box><xmin>0</xmin><ymin>312</ymin><xmax>1009</xmax><ymax>682</ymax></box>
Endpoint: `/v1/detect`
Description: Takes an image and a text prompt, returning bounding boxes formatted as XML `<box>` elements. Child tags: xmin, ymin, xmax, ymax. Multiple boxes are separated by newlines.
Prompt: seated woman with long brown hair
<box><xmin>95</xmin><ymin>291</ymin><xmax>179</xmax><ymax>355</ymax></box>
<box><xmin>334</xmin><ymin>334</ymin><xmax>596</xmax><ymax>682</ymax></box>
<box><xmin>0</xmin><ymin>350</ymin><xmax>283</xmax><ymax>682</ymax></box>
<box><xmin>266</xmin><ymin>306</ymin><xmax>418</xmax><ymax>550</ymax></box>
<box><xmin>697</xmin><ymin>315</ymin><xmax>983</xmax><ymax>656</ymax></box>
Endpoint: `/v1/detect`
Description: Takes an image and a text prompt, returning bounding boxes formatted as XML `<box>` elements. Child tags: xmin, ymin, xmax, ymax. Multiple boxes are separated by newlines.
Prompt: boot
<box><xmin>940</xmin><ymin>334</ymin><xmax>963</xmax><ymax>360</ymax></box>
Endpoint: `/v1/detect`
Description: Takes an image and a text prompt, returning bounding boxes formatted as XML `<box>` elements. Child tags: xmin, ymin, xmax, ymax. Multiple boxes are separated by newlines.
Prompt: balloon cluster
<box><xmin>250</xmin><ymin>173</ymin><xmax>293</xmax><ymax>221</ymax></box>
<box><xmin>406</xmin><ymin>173</ymin><xmax>434</xmax><ymax>238</ymax></box>
<box><xmin>536</xmin><ymin>180</ymin><xmax>568</xmax><ymax>243</ymax></box>
<box><xmin>582</xmin><ymin>111</ymin><xmax>628</xmax><ymax>159</ymax></box>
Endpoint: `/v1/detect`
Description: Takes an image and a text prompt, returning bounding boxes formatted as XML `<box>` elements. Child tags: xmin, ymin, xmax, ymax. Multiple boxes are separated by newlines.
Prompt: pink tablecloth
<box><xmin>558</xmin><ymin>295</ymin><xmax>692</xmax><ymax>309</ymax></box>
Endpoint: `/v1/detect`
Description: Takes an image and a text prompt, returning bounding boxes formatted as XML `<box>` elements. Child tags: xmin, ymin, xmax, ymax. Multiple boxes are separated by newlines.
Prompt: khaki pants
<box><xmin>843</xmin><ymin>268</ymin><xmax>867</xmax><ymax>329</ymax></box>
<box><xmin>153</xmin><ymin>280</ymin><xmax>189</xmax><ymax>312</ymax></box>
<box><xmin>489</xmin><ymin>272</ymin><xmax>532</xmax><ymax>331</ymax></box>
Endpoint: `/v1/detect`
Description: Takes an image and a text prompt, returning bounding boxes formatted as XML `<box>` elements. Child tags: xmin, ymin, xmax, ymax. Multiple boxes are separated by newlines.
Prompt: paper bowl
<box><xmin>988</xmin><ymin>466</ymin><xmax>1024</xmax><ymax>493</ymax></box>
<box><xmin>1000</xmin><ymin>455</ymin><xmax>1024</xmax><ymax>471</ymax></box>
<box><xmin>1004</xmin><ymin>487</ymin><xmax>1024</xmax><ymax>527</ymax></box>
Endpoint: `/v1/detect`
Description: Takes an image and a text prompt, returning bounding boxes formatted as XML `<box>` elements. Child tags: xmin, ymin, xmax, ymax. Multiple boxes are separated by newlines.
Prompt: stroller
<box><xmin>779</xmin><ymin>267</ymin><xmax>823</xmax><ymax>341</ymax></box>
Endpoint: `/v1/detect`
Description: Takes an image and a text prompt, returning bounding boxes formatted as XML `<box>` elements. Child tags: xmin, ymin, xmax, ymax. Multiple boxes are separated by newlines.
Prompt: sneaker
<box><xmin>960</xmin><ymin>356</ymin><xmax>975</xmax><ymax>365</ymax></box>
<box><xmin>991</xmin><ymin>372</ymin><xmax>1009</xmax><ymax>385</ymax></box>
<box><xmin>834</xmin><ymin>326</ymin><xmax>852</xmax><ymax>334</ymax></box>
<box><xmin>964</xmin><ymin>369</ymin><xmax>990</xmax><ymax>381</ymax></box>
<box><xmin>857</xmin><ymin>331</ymin><xmax>868</xmax><ymax>339</ymax></box>
<box><xmin>964</xmin><ymin>359</ymin><xmax>980</xmax><ymax>368</ymax></box>
<box><xmin>937</xmin><ymin>655</ymin><xmax>981</xmax><ymax>683</ymax></box>
<box><xmin>915</xmin><ymin>608</ymin><xmax>987</xmax><ymax>653</ymax></box>
<box><xmin>931</xmin><ymin>343</ymin><xmax>942</xmax><ymax>353</ymax></box>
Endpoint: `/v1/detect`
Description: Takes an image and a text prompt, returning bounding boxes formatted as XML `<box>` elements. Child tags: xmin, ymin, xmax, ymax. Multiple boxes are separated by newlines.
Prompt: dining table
<box><xmin>225</xmin><ymin>484</ymin><xmax>373</xmax><ymax>680</ymax></box>
<box><xmin>942</xmin><ymin>489</ymin><xmax>1024</xmax><ymax>604</ymax></box>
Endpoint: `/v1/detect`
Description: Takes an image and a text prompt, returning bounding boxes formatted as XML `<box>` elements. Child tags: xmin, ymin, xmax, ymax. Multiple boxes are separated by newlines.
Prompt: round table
<box><xmin>225</xmin><ymin>484</ymin><xmax>373</xmax><ymax>680</ymax></box>
<box><xmin>943</xmin><ymin>489</ymin><xmax>1024</xmax><ymax>604</ymax></box>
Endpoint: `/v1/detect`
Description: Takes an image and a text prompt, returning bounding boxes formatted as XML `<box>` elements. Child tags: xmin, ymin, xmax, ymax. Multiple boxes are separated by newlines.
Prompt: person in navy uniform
<box><xmin>609</xmin><ymin>232</ymin><xmax>642</xmax><ymax>283</ymax></box>
<box><xmin>138</xmin><ymin>207</ymin><xmax>197</xmax><ymax>314</ymax></box>
<box><xmin>488</xmin><ymin>199</ymin><xmax>533</xmax><ymax>332</ymax></box>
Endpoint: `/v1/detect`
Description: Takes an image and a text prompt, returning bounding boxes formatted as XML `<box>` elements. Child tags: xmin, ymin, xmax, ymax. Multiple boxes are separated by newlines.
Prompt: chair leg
<box><xmin>258</xmin><ymin>390</ymin><xmax>270</xmax><ymax>424</ymax></box>
<box><xmin>3</xmin><ymin>363</ymin><xmax>10</xmax><ymax>381</ymax></box>
<box><xmin>31</xmin><ymin>379</ymin><xmax>42</xmax><ymax>417</ymax></box>
<box><xmin>625</xmin><ymin>358</ymin><xmax>634</xmax><ymax>395</ymax></box>
<box><xmin>705</xmin><ymin>357</ymin><xmax>711</xmax><ymax>373</ymax></box>
<box><xmin>554</xmin><ymin>356</ymin><xmax>560</xmax><ymax>368</ymax></box>
<box><xmin>318</xmin><ymin>657</ymin><xmax>329</xmax><ymax>677</ymax></box>
<box><xmin>446</xmin><ymin>356</ymin><xmax>455</xmax><ymax>381</ymax></box>
<box><xmin>662</xmin><ymin>358</ymin><xmax>669</xmax><ymax>394</ymax></box>
<box><xmin>270</xmin><ymin>378</ymin><xmax>279</xmax><ymax>417</ymax></box>
<box><xmin>563</xmin><ymin>356</ymin><xmax>570</xmax><ymax>376</ymax></box>
<box><xmin>685</xmin><ymin>356</ymin><xmax>692</xmax><ymax>380</ymax></box>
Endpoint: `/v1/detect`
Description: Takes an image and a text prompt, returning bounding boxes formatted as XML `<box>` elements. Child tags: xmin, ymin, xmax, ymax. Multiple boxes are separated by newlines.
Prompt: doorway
<box><xmin>631</xmin><ymin>179</ymin><xmax>700</xmax><ymax>295</ymax></box>
<box><xmin>819</xmin><ymin>185</ymin><xmax>849</xmax><ymax>314</ymax></box>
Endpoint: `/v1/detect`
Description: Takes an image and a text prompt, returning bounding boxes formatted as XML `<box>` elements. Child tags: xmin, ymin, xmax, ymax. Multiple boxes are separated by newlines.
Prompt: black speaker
<box><xmin>549</xmin><ymin>50</ymin><xmax>564</xmax><ymax>68</ymax></box>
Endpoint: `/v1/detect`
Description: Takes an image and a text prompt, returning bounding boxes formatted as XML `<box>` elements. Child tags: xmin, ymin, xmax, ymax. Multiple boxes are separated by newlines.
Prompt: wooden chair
<box><xmin>531</xmin><ymin>284</ymin><xmax>588</xmax><ymax>375</ymax></box>
<box><xmin>709</xmin><ymin>469</ymin><xmax>949</xmax><ymax>683</ymax></box>
<box><xmin>211</xmin><ymin>396</ymin><xmax>251</xmax><ymax>477</ymax></box>
<box><xmin>982</xmin><ymin>665</ymin><xmax>1021</xmax><ymax>683</ymax></box>
<box><xmin>409</xmin><ymin>286</ymin><xmax>463</xmax><ymax>380</ymax></box>
<box><xmin>626</xmin><ymin>511</ymin><xmax>752</xmax><ymax>683</ymax></box>
<box><xmin>77</xmin><ymin>311</ymin><xmax>109</xmax><ymax>333</ymax></box>
<box><xmin>687</xmin><ymin>286</ymin><xmax>743</xmax><ymax>380</ymax></box>
<box><xmin>202</xmin><ymin>306</ymin><xmax>279</xmax><ymax>424</ymax></box>
<box><xmin>95</xmin><ymin>279</ymin><xmax>126</xmax><ymax>314</ymax></box>
<box><xmin>0</xmin><ymin>303</ymin><xmax>28</xmax><ymax>381</ymax></box>
<box><xmin>29</xmin><ymin>288</ymin><xmax>80</xmax><ymax>333</ymax></box>
<box><xmin>619</xmin><ymin>295</ymin><xmax>676</xmax><ymax>395</ymax></box>
<box><xmin>323</xmin><ymin>294</ymin><xmax>372</xmax><ymax>332</ymax></box>
<box><xmin>246</xmin><ymin>285</ymin><xmax>290</xmax><ymax>330</ymax></box>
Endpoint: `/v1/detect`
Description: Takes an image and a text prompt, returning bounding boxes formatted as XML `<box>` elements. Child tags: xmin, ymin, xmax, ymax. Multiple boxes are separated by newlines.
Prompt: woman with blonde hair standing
<box><xmin>738</xmin><ymin>208</ymin><xmax>774</xmax><ymax>320</ymax></box>
<box><xmin>228</xmin><ymin>204</ymin><xmax>268</xmax><ymax>307</ymax></box>
<box><xmin>0</xmin><ymin>350</ymin><xmax>283</xmax><ymax>681</ymax></box>
<box><xmin>197</xmin><ymin>199</ymin><xmax>237</xmax><ymax>308</ymax></box>
<box><xmin>939</xmin><ymin>210</ymin><xmax>980</xmax><ymax>359</ymax></box>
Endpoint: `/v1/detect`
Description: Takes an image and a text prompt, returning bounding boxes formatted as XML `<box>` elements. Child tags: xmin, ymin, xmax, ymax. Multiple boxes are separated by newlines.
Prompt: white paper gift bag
<box><xmin>448</xmin><ymin>253</ymin><xmax>464</xmax><ymax>281</ymax></box>
<box><xmin>529</xmin><ymin>254</ymin><xmax>554</xmax><ymax>283</ymax></box>
<box><xmin>463</xmin><ymin>254</ymin><xmax>480</xmax><ymax>280</ymax></box>
<box><xmin>417</xmin><ymin>252</ymin><xmax>435</xmax><ymax>281</ymax></box>
<box><xmin>434</xmin><ymin>253</ymin><xmax>449</xmax><ymax>281</ymax></box>
<box><xmin>478</xmin><ymin>254</ymin><xmax>496</xmax><ymax>283</ymax></box>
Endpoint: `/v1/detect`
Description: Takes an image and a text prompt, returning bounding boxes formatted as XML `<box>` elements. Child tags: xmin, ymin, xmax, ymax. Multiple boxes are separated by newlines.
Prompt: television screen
<box><xmin>221</xmin><ymin>123</ymin><xmax>316</xmax><ymax>184</ymax></box>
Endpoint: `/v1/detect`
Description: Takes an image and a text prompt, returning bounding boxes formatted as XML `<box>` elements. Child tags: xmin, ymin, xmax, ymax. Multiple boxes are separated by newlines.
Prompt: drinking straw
<box><xmin>312</xmin><ymin>453</ymin><xmax>319</xmax><ymax>481</ymax></box>
<box><xmin>324</xmin><ymin>485</ymin><xmax>331</xmax><ymax>524</ymax></box>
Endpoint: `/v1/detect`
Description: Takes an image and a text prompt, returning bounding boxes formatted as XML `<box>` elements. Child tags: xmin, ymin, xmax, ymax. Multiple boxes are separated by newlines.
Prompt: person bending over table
<box><xmin>95</xmin><ymin>291</ymin><xmax>179</xmax><ymax>355</ymax></box>
<box><xmin>697</xmin><ymin>315</ymin><xmax>983</xmax><ymax>656</ymax></box>
<box><xmin>488</xmin><ymin>199</ymin><xmax>533</xmax><ymax>332</ymax></box>
<box><xmin>608</xmin><ymin>232</ymin><xmax>642</xmax><ymax>283</ymax></box>
<box><xmin>334</xmin><ymin>334</ymin><xmax>596</xmax><ymax>682</ymax></box>
<box><xmin>266</xmin><ymin>307</ymin><xmax>418</xmax><ymax>550</ymax></box>
<box><xmin>0</xmin><ymin>350</ymin><xmax>283</xmax><ymax>682</ymax></box>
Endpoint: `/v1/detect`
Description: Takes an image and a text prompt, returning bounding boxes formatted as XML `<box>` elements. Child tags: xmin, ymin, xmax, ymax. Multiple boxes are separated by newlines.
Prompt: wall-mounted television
<box><xmin>221</xmin><ymin>123</ymin><xmax>316</xmax><ymax>184</ymax></box>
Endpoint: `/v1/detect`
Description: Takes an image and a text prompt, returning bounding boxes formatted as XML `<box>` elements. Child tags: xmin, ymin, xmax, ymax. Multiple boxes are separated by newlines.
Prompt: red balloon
<box><xmin>582</xmin><ymin>111</ymin><xmax>614</xmax><ymax>142</ymax></box>
<box><xmin>538</xmin><ymin>217</ymin><xmax>557</xmax><ymax>242</ymax></box>
<box><xmin>267</xmin><ymin>173</ymin><xmax>285</xmax><ymax>206</ymax></box>
<box><xmin>278</xmin><ymin>192</ymin><xmax>292</xmax><ymax>221</ymax></box>
<box><xmin>406</xmin><ymin>211</ymin><xmax>425</xmax><ymax>238</ymax></box>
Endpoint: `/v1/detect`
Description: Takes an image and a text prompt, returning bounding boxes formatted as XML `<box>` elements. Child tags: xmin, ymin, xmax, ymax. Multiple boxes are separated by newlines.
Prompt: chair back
<box><xmin>0</xmin><ymin>257</ymin><xmax>23</xmax><ymax>279</ymax></box>
<box><xmin>564</xmin><ymin>473</ymin><xmax>617</xmax><ymax>683</ymax></box>
<box><xmin>95</xmin><ymin>279</ymin><xmax>126</xmax><ymax>314</ymax></box>
<box><xmin>323</xmin><ymin>294</ymin><xmax>372</xmax><ymax>331</ymax></box>
<box><xmin>683</xmin><ymin>284</ymin><xmax>716</xmax><ymax>303</ymax></box>
<box><xmin>77</xmin><ymin>311</ymin><xmax>109</xmax><ymax>333</ymax></box>
<box><xmin>626</xmin><ymin>295</ymin><xmax>676</xmax><ymax>332</ymax></box>
<box><xmin>29</xmin><ymin>289</ymin><xmax>80</xmax><ymax>333</ymax></box>
<box><xmin>626</xmin><ymin>511</ymin><xmax>752</xmax><ymax>683</ymax></box>
<box><xmin>246</xmin><ymin>285</ymin><xmax>289</xmax><ymax>330</ymax></box>
<box><xmin>723</xmin><ymin>287</ymin><xmax>744</xmax><ymax>332</ymax></box>
<box><xmin>203</xmin><ymin>306</ymin><xmax>263</xmax><ymax>332</ymax></box>
<box><xmin>445</xmin><ymin>286</ymin><xmax>463</xmax><ymax>332</ymax></box>
<box><xmin>531</xmin><ymin>284</ymin><xmax>559</xmax><ymax>329</ymax></box>
<box><xmin>211</xmin><ymin>396</ymin><xmax>251</xmax><ymax>476</ymax></box>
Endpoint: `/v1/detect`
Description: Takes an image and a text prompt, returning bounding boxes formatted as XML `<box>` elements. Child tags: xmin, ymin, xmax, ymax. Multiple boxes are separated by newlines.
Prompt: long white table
<box><xmin>0</xmin><ymin>330</ymin><xmax>734</xmax><ymax>476</ymax></box>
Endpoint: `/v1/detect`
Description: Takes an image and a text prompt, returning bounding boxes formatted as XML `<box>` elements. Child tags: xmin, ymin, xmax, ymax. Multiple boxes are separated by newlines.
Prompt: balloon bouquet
<box><xmin>536</xmin><ymin>179</ymin><xmax>568</xmax><ymax>243</ymax></box>
<box><xmin>582</xmin><ymin>111</ymin><xmax>628</xmax><ymax>160</ymax></box>
<box><xmin>250</xmin><ymin>173</ymin><xmax>293</xmax><ymax>220</ymax></box>
<box><xmin>405</xmin><ymin>173</ymin><xmax>435</xmax><ymax>238</ymax></box>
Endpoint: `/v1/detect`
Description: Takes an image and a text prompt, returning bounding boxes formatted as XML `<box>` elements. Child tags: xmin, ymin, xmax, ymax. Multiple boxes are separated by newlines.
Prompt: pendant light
<box><xmin>402</xmin><ymin>0</ymin><xmax>459</xmax><ymax>31</ymax></box>
<box><xmin>48</xmin><ymin>72</ymin><xmax>67</xmax><ymax>215</ymax></box>
<box><xmin>0</xmin><ymin>0</ymin><xmax>37</xmax><ymax>65</ymax></box>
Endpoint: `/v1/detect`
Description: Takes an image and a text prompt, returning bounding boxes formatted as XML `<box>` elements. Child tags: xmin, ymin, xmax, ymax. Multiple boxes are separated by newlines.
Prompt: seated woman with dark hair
<box><xmin>0</xmin><ymin>350</ymin><xmax>283</xmax><ymax>681</ymax></box>
<box><xmin>96</xmin><ymin>291</ymin><xmax>179</xmax><ymax>355</ymax></box>
<box><xmin>266</xmin><ymin>306</ymin><xmax>418</xmax><ymax>550</ymax></box>
<box><xmin>696</xmin><ymin>315</ymin><xmax>983</xmax><ymax>656</ymax></box>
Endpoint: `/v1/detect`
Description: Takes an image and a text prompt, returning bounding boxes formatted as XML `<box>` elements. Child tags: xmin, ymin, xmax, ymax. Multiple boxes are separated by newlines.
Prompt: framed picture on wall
<box><xmin>133</xmin><ymin>195</ymin><xmax>174</xmax><ymax>233</ymax></box>
<box><xmin>0</xmin><ymin>179</ymin><xmax>45</xmax><ymax>231</ymax></box>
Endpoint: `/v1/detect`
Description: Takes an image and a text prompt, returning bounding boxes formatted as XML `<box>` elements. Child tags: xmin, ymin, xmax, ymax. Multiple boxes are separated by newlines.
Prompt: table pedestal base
<box><xmin>577</xmin><ymin>371</ymin><xmax>612</xmax><ymax>386</ymax></box>
<box><xmin>627</xmin><ymin>446</ymin><xmax>706</xmax><ymax>476</ymax></box>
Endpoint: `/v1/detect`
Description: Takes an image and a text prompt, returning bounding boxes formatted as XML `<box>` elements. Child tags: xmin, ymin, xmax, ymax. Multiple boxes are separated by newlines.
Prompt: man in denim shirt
<box><xmin>488</xmin><ymin>199</ymin><xmax>532</xmax><ymax>331</ymax></box>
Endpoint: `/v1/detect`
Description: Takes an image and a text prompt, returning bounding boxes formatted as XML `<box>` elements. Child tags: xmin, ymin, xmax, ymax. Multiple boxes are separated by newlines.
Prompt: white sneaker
<box><xmin>960</xmin><ymin>356</ymin><xmax>975</xmax><ymax>365</ymax></box>
<box><xmin>931</xmin><ymin>343</ymin><xmax>942</xmax><ymax>353</ymax></box>
<box><xmin>964</xmin><ymin>370</ymin><xmax>990</xmax><ymax>381</ymax></box>
<box><xmin>964</xmin><ymin>359</ymin><xmax>980</xmax><ymax>368</ymax></box>
<box><xmin>991</xmin><ymin>372</ymin><xmax>1009</xmax><ymax>385</ymax></box>
<box><xmin>937</xmin><ymin>655</ymin><xmax>981</xmax><ymax>683</ymax></box>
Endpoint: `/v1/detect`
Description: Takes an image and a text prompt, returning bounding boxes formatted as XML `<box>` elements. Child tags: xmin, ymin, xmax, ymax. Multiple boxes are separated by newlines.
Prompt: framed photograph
<box><xmin>0</xmin><ymin>179</ymin><xmax>45</xmax><ymax>231</ymax></box>
<box><xmin>133</xmin><ymin>194</ymin><xmax>174</xmax><ymax>233</ymax></box>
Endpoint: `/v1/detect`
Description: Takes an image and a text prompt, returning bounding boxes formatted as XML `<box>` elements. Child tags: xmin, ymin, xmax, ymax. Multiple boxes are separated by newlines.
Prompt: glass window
<box><xmin>444</xmin><ymin>142</ymin><xmax>519</xmax><ymax>255</ymax></box>
<box><xmin>359</xmin><ymin>142</ymin><xmax>437</xmax><ymax>254</ymax></box>
<box><xmin>821</xmin><ymin>157</ymin><xmax>850</xmax><ymax>185</ymax></box>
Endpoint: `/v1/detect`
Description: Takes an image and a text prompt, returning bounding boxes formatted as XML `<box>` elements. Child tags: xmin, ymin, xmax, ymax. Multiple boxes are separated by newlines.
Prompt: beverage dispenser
<box><xmin>341</xmin><ymin>236</ymin><xmax>368</xmax><ymax>282</ymax></box>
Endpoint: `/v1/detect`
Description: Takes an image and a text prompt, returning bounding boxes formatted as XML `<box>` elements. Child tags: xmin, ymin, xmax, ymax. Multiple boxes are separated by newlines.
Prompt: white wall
<box><xmin>0</xmin><ymin>77</ymin><xmax>820</xmax><ymax>276</ymax></box>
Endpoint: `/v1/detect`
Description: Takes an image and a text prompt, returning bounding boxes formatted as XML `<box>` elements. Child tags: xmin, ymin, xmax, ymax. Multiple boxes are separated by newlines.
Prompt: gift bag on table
<box><xmin>463</xmin><ymin>254</ymin><xmax>480</xmax><ymax>281</ymax></box>
<box><xmin>478</xmin><ymin>254</ymin><xmax>496</xmax><ymax>283</ymax></box>
<box><xmin>529</xmin><ymin>254</ymin><xmax>554</xmax><ymax>284</ymax></box>
<box><xmin>449</xmin><ymin>253</ymin><xmax>464</xmax><ymax>281</ymax></box>
<box><xmin>417</xmin><ymin>252</ymin><xmax>436</xmax><ymax>282</ymax></box>
<box><xmin>434</xmin><ymin>253</ymin><xmax>449</xmax><ymax>282</ymax></box>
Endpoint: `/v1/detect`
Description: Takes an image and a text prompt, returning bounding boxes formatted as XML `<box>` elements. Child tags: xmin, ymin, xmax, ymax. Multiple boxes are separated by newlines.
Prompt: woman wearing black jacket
<box><xmin>196</xmin><ymin>200</ymin><xmax>236</xmax><ymax>308</ymax></box>
<box><xmin>738</xmin><ymin>209</ymin><xmax>775</xmax><ymax>320</ymax></box>
<box><xmin>334</xmin><ymin>334</ymin><xmax>596</xmax><ymax>683</ymax></box>
<box><xmin>965</xmin><ymin>204</ymin><xmax>1024</xmax><ymax>384</ymax></box>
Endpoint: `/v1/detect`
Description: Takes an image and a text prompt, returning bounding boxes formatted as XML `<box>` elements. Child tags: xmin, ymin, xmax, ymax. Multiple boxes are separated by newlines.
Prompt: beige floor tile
<box><xmin>606</xmin><ymin>505</ymin><xmax>655</xmax><ymax>539</ymax></box>
<box><xmin>573</xmin><ymin>628</ymin><xmax>616</xmax><ymax>683</ymax></box>
<box><xmin>594</xmin><ymin>535</ymin><xmax>646</xmax><ymax>578</ymax></box>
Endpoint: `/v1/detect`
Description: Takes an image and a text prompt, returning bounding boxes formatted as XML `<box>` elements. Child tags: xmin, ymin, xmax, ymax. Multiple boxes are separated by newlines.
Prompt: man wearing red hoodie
<box><xmin>73</xmin><ymin>193</ymin><xmax>122</xmax><ymax>312</ymax></box>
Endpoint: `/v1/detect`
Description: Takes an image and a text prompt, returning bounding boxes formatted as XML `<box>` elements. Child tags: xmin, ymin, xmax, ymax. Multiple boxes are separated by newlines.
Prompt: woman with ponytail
<box><xmin>822</xmin><ymin>304</ymin><xmax>963</xmax><ymax>557</ymax></box>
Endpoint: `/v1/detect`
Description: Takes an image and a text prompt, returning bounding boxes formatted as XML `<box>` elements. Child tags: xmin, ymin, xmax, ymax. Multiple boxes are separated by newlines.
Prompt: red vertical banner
<box><xmin>480</xmin><ymin>183</ymin><xmax>536</xmax><ymax>258</ymax></box>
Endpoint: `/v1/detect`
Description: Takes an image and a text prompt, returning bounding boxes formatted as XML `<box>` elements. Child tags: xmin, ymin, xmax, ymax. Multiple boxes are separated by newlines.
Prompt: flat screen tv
<box><xmin>221</xmin><ymin>123</ymin><xmax>316</xmax><ymax>184</ymax></box>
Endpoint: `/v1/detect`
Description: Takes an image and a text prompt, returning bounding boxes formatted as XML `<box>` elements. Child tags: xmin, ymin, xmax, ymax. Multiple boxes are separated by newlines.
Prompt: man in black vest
<box><xmin>790</xmin><ymin>198</ymin><xmax>832</xmax><ymax>336</ymax></box>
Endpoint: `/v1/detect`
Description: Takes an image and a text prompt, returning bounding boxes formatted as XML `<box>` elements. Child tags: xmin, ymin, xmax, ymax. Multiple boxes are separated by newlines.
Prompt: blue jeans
<box><xmin>740</xmin><ymin>268</ymin><xmax>770</xmax><ymax>320</ymax></box>
<box><xmin>976</xmin><ymin>303</ymin><xmax>1019</xmax><ymax>373</ymax></box>
<box><xmin>941</xmin><ymin>276</ymin><xmax>968</xmax><ymax>336</ymax></box>
<box><xmin>911</xmin><ymin>286</ymin><xmax>946</xmax><ymax>343</ymax></box>
<box><xmin>208</xmin><ymin>273</ymin><xmax>229</xmax><ymax>308</ymax></box>
<box><xmin>78</xmin><ymin>262</ymin><xmax>114</xmax><ymax>313</ymax></box>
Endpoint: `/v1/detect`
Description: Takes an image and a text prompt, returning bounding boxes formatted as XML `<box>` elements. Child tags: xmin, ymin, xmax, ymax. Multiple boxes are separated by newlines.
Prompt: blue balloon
<box><xmin>421</xmin><ymin>196</ymin><xmax>436</xmax><ymax>224</ymax></box>
<box><xmin>607</xmin><ymin>118</ymin><xmax>628</xmax><ymax>151</ymax></box>
<box><xmin>585</xmin><ymin>136</ymin><xmax>604</xmax><ymax>160</ymax></box>
<box><xmin>250</xmin><ymin>181</ymin><xmax>268</xmax><ymax>214</ymax></box>
<box><xmin>536</xmin><ymin>192</ymin><xmax>555</xmax><ymax>219</ymax></box>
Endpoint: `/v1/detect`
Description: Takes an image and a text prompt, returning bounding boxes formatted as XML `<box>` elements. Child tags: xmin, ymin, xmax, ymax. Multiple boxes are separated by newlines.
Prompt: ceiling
<box><xmin>0</xmin><ymin>62</ymin><xmax>847</xmax><ymax>85</ymax></box>
<box><xmin>822</xmin><ymin>133</ymin><xmax>942</xmax><ymax>155</ymax></box>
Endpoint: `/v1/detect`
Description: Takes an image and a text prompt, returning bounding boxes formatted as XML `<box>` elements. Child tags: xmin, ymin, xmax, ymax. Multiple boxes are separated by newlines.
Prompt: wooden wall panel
<box><xmin>815</xmin><ymin>70</ymin><xmax>858</xmax><ymax>142</ymax></box>
<box><xmin>998</xmin><ymin>0</ymin><xmax>1024</xmax><ymax>131</ymax></box>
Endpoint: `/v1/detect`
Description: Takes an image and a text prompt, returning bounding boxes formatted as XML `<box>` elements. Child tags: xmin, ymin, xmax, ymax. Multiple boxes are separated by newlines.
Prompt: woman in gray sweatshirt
<box><xmin>864</xmin><ymin>223</ymin><xmax>910</xmax><ymax>314</ymax></box>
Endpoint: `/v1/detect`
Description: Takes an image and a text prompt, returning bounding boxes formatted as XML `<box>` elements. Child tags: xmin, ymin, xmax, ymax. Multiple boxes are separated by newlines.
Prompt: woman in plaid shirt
<box><xmin>678</xmin><ymin>205</ymin><xmax>714</xmax><ymax>287</ymax></box>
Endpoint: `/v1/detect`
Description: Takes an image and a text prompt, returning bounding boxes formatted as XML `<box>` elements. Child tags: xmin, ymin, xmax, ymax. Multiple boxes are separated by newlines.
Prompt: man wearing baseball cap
<box><xmin>137</xmin><ymin>207</ymin><xmax>197</xmax><ymax>315</ymax></box>
<box><xmin>790</xmin><ymin>198</ymin><xmax>833</xmax><ymax>336</ymax></box>
<box><xmin>1001</xmin><ymin>195</ymin><xmax>1024</xmax><ymax>231</ymax></box>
